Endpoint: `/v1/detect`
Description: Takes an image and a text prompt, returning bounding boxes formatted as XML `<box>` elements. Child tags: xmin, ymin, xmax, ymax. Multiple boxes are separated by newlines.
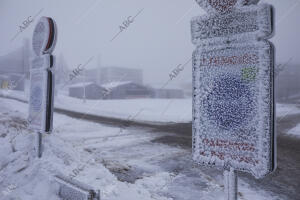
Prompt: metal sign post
<box><xmin>29</xmin><ymin>17</ymin><xmax>57</xmax><ymax>158</ymax></box>
<box><xmin>224</xmin><ymin>168</ymin><xmax>237</xmax><ymax>200</ymax></box>
<box><xmin>191</xmin><ymin>1</ymin><xmax>275</xmax><ymax>199</ymax></box>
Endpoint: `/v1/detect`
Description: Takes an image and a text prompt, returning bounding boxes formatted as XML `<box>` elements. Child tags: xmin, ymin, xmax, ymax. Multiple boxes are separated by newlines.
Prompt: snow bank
<box><xmin>0</xmin><ymin>98</ymin><xmax>174</xmax><ymax>200</ymax></box>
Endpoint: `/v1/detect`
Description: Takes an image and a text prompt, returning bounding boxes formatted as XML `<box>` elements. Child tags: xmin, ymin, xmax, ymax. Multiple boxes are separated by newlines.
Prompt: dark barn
<box><xmin>102</xmin><ymin>81</ymin><xmax>151</xmax><ymax>99</ymax></box>
<box><xmin>69</xmin><ymin>82</ymin><xmax>106</xmax><ymax>100</ymax></box>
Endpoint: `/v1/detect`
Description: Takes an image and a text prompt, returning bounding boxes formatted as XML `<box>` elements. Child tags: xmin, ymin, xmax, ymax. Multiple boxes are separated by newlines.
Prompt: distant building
<box><xmin>148</xmin><ymin>84</ymin><xmax>184</xmax><ymax>99</ymax></box>
<box><xmin>150</xmin><ymin>88</ymin><xmax>184</xmax><ymax>99</ymax></box>
<box><xmin>276</xmin><ymin>65</ymin><xmax>300</xmax><ymax>101</ymax></box>
<box><xmin>0</xmin><ymin>74</ymin><xmax>25</xmax><ymax>91</ymax></box>
<box><xmin>181</xmin><ymin>81</ymin><xmax>192</xmax><ymax>97</ymax></box>
<box><xmin>101</xmin><ymin>81</ymin><xmax>151</xmax><ymax>99</ymax></box>
<box><xmin>68</xmin><ymin>82</ymin><xmax>106</xmax><ymax>100</ymax></box>
<box><xmin>99</xmin><ymin>66</ymin><xmax>143</xmax><ymax>85</ymax></box>
<box><xmin>85</xmin><ymin>68</ymin><xmax>101</xmax><ymax>84</ymax></box>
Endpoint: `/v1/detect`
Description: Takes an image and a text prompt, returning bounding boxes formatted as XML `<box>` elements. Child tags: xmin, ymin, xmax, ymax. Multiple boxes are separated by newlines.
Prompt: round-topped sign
<box><xmin>195</xmin><ymin>0</ymin><xmax>260</xmax><ymax>14</ymax></box>
<box><xmin>32</xmin><ymin>17</ymin><xmax>57</xmax><ymax>56</ymax></box>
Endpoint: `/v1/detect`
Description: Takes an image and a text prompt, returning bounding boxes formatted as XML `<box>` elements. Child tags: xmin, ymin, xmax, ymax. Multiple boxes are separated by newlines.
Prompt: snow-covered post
<box><xmin>36</xmin><ymin>131</ymin><xmax>43</xmax><ymax>158</ymax></box>
<box><xmin>29</xmin><ymin>17</ymin><xmax>57</xmax><ymax>158</ymax></box>
<box><xmin>224</xmin><ymin>168</ymin><xmax>237</xmax><ymax>200</ymax></box>
<box><xmin>191</xmin><ymin>0</ymin><xmax>275</xmax><ymax>199</ymax></box>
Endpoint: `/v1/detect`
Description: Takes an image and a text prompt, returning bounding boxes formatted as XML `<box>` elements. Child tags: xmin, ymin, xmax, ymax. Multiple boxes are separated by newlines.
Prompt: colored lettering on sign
<box><xmin>200</xmin><ymin>53</ymin><xmax>259</xmax><ymax>66</ymax></box>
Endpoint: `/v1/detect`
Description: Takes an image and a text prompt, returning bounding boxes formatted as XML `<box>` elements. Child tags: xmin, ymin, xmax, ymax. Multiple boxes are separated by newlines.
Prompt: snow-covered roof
<box><xmin>148</xmin><ymin>83</ymin><xmax>182</xmax><ymax>90</ymax></box>
<box><xmin>0</xmin><ymin>74</ymin><xmax>10</xmax><ymax>79</ymax></box>
<box><xmin>68</xmin><ymin>82</ymin><xmax>97</xmax><ymax>88</ymax></box>
<box><xmin>101</xmin><ymin>81</ymin><xmax>133</xmax><ymax>89</ymax></box>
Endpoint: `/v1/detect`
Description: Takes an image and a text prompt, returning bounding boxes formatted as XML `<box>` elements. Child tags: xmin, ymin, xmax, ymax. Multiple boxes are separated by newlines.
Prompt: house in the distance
<box><xmin>0</xmin><ymin>74</ymin><xmax>25</xmax><ymax>91</ymax></box>
<box><xmin>68</xmin><ymin>82</ymin><xmax>106</xmax><ymax>100</ymax></box>
<box><xmin>276</xmin><ymin>64</ymin><xmax>300</xmax><ymax>101</ymax></box>
<box><xmin>99</xmin><ymin>66</ymin><xmax>143</xmax><ymax>85</ymax></box>
<box><xmin>101</xmin><ymin>81</ymin><xmax>151</xmax><ymax>99</ymax></box>
<box><xmin>149</xmin><ymin>84</ymin><xmax>184</xmax><ymax>99</ymax></box>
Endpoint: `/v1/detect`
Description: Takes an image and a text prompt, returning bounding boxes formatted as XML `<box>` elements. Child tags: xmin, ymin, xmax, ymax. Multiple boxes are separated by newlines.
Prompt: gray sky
<box><xmin>1</xmin><ymin>0</ymin><xmax>300</xmax><ymax>86</ymax></box>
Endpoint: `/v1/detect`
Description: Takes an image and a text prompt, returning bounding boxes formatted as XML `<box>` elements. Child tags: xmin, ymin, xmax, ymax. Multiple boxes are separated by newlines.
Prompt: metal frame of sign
<box><xmin>191</xmin><ymin>4</ymin><xmax>274</xmax><ymax>46</ymax></box>
<box><xmin>45</xmin><ymin>55</ymin><xmax>55</xmax><ymax>132</ymax></box>
<box><xmin>192</xmin><ymin>40</ymin><xmax>275</xmax><ymax>178</ymax></box>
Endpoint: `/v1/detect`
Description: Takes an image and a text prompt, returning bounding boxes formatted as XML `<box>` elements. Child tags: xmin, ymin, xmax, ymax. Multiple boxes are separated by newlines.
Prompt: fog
<box><xmin>1</xmin><ymin>0</ymin><xmax>300</xmax><ymax>87</ymax></box>
<box><xmin>1</xmin><ymin>1</ymin><xmax>300</xmax><ymax>199</ymax></box>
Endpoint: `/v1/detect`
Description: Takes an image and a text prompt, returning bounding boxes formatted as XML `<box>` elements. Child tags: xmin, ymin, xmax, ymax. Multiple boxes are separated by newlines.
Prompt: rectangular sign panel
<box><xmin>192</xmin><ymin>41</ymin><xmax>275</xmax><ymax>178</ymax></box>
<box><xmin>29</xmin><ymin>55</ymin><xmax>54</xmax><ymax>132</ymax></box>
<box><xmin>191</xmin><ymin>4</ymin><xmax>273</xmax><ymax>45</ymax></box>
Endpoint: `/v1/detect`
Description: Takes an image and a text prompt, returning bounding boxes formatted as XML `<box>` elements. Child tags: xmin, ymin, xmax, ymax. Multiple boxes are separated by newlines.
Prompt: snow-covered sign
<box><xmin>55</xmin><ymin>174</ymin><xmax>100</xmax><ymax>200</ymax></box>
<box><xmin>192</xmin><ymin>41</ymin><xmax>275</xmax><ymax>178</ymax></box>
<box><xmin>32</xmin><ymin>17</ymin><xmax>57</xmax><ymax>56</ymax></box>
<box><xmin>191</xmin><ymin>4</ymin><xmax>273</xmax><ymax>45</ymax></box>
<box><xmin>29</xmin><ymin>55</ymin><xmax>54</xmax><ymax>132</ymax></box>
<box><xmin>29</xmin><ymin>17</ymin><xmax>56</xmax><ymax>134</ymax></box>
<box><xmin>196</xmin><ymin>0</ymin><xmax>259</xmax><ymax>14</ymax></box>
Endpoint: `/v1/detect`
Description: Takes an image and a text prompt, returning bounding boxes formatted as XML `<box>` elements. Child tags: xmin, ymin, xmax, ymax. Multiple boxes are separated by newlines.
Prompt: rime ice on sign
<box><xmin>191</xmin><ymin>0</ymin><xmax>275</xmax><ymax>179</ymax></box>
<box><xmin>192</xmin><ymin>41</ymin><xmax>274</xmax><ymax>178</ymax></box>
<box><xmin>29</xmin><ymin>17</ymin><xmax>57</xmax><ymax>133</ymax></box>
<box><xmin>32</xmin><ymin>17</ymin><xmax>57</xmax><ymax>56</ymax></box>
<box><xmin>191</xmin><ymin>4</ymin><xmax>273</xmax><ymax>46</ymax></box>
<box><xmin>195</xmin><ymin>0</ymin><xmax>259</xmax><ymax>15</ymax></box>
<box><xmin>29</xmin><ymin>55</ymin><xmax>52</xmax><ymax>131</ymax></box>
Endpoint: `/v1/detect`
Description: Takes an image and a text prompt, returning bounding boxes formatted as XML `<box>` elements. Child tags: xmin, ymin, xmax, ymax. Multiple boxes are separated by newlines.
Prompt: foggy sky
<box><xmin>1</xmin><ymin>0</ymin><xmax>300</xmax><ymax>86</ymax></box>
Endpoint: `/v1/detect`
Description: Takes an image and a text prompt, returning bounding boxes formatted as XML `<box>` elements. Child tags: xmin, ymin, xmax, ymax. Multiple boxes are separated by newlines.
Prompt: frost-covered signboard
<box><xmin>29</xmin><ymin>17</ymin><xmax>57</xmax><ymax>157</ymax></box>
<box><xmin>193</xmin><ymin>41</ymin><xmax>275</xmax><ymax>178</ymax></box>
<box><xmin>29</xmin><ymin>55</ymin><xmax>54</xmax><ymax>132</ymax></box>
<box><xmin>192</xmin><ymin>0</ymin><xmax>275</xmax><ymax>180</ymax></box>
<box><xmin>191</xmin><ymin>4</ymin><xmax>273</xmax><ymax>45</ymax></box>
<box><xmin>29</xmin><ymin>17</ymin><xmax>56</xmax><ymax>133</ymax></box>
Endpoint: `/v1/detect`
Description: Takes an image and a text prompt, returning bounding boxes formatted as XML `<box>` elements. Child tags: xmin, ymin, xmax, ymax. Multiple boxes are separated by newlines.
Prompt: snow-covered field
<box><xmin>0</xmin><ymin>97</ymin><xmax>281</xmax><ymax>200</ymax></box>
<box><xmin>0</xmin><ymin>90</ymin><xmax>192</xmax><ymax>123</ymax></box>
<box><xmin>55</xmin><ymin>94</ymin><xmax>192</xmax><ymax>123</ymax></box>
<box><xmin>3</xmin><ymin>89</ymin><xmax>300</xmax><ymax>124</ymax></box>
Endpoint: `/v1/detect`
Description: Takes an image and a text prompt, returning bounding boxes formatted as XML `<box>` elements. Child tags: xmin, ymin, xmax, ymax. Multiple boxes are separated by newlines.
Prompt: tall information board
<box><xmin>29</xmin><ymin>17</ymin><xmax>57</xmax><ymax>157</ymax></box>
<box><xmin>191</xmin><ymin>0</ymin><xmax>275</xmax><ymax>199</ymax></box>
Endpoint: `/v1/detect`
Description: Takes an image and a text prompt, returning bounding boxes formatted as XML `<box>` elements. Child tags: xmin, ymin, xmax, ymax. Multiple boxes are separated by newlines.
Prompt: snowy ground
<box><xmin>0</xmin><ymin>96</ymin><xmax>289</xmax><ymax>200</ymax></box>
